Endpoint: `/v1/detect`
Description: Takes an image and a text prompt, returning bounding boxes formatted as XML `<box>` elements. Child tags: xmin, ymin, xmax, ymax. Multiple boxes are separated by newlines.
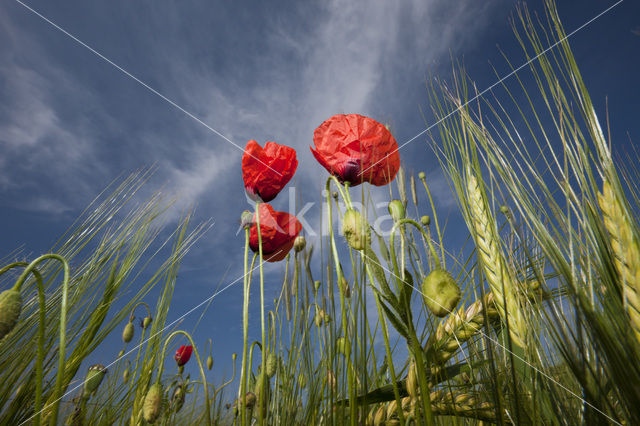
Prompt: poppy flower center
<box><xmin>340</xmin><ymin>159</ymin><xmax>362</xmax><ymax>185</ymax></box>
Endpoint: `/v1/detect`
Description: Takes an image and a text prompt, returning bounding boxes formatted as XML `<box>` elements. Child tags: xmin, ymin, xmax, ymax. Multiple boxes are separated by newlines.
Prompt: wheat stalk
<box><xmin>598</xmin><ymin>179</ymin><xmax>640</xmax><ymax>343</ymax></box>
<box><xmin>467</xmin><ymin>172</ymin><xmax>527</xmax><ymax>348</ymax></box>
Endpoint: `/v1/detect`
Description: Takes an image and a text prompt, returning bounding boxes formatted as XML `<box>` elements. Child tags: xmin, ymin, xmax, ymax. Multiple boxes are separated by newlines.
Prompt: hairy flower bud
<box><xmin>266</xmin><ymin>352</ymin><xmax>277</xmax><ymax>378</ymax></box>
<box><xmin>421</xmin><ymin>269</ymin><xmax>461</xmax><ymax>317</ymax></box>
<box><xmin>0</xmin><ymin>289</ymin><xmax>22</xmax><ymax>340</ymax></box>
<box><xmin>122</xmin><ymin>321</ymin><xmax>134</xmax><ymax>343</ymax></box>
<box><xmin>207</xmin><ymin>355</ymin><xmax>213</xmax><ymax>370</ymax></box>
<box><xmin>388</xmin><ymin>200</ymin><xmax>405</xmax><ymax>222</ymax></box>
<box><xmin>244</xmin><ymin>391</ymin><xmax>257</xmax><ymax>409</ymax></box>
<box><xmin>420</xmin><ymin>215</ymin><xmax>431</xmax><ymax>226</ymax></box>
<box><xmin>315</xmin><ymin>310</ymin><xmax>324</xmax><ymax>328</ymax></box>
<box><xmin>336</xmin><ymin>336</ymin><xmax>349</xmax><ymax>357</ymax></box>
<box><xmin>314</xmin><ymin>280</ymin><xmax>322</xmax><ymax>291</ymax></box>
<box><xmin>142</xmin><ymin>316</ymin><xmax>152</xmax><ymax>330</ymax></box>
<box><xmin>418</xmin><ymin>171</ymin><xmax>426</xmax><ymax>181</ymax></box>
<box><xmin>83</xmin><ymin>364</ymin><xmax>107</xmax><ymax>398</ymax></box>
<box><xmin>143</xmin><ymin>382</ymin><xmax>163</xmax><ymax>423</ymax></box>
<box><xmin>293</xmin><ymin>236</ymin><xmax>306</xmax><ymax>253</ymax></box>
<box><xmin>241</xmin><ymin>210</ymin><xmax>254</xmax><ymax>230</ymax></box>
<box><xmin>123</xmin><ymin>366</ymin><xmax>130</xmax><ymax>383</ymax></box>
<box><xmin>342</xmin><ymin>209</ymin><xmax>370</xmax><ymax>251</ymax></box>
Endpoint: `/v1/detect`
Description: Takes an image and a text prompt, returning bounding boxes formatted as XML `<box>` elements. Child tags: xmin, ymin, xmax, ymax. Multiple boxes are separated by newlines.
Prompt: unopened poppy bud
<box><xmin>83</xmin><ymin>364</ymin><xmax>107</xmax><ymax>398</ymax></box>
<box><xmin>0</xmin><ymin>289</ymin><xmax>22</xmax><ymax>340</ymax></box>
<box><xmin>324</xmin><ymin>313</ymin><xmax>331</xmax><ymax>324</ymax></box>
<box><xmin>388</xmin><ymin>200</ymin><xmax>405</xmax><ymax>222</ymax></box>
<box><xmin>122</xmin><ymin>321</ymin><xmax>134</xmax><ymax>343</ymax></box>
<box><xmin>336</xmin><ymin>336</ymin><xmax>349</xmax><ymax>357</ymax></box>
<box><xmin>418</xmin><ymin>171</ymin><xmax>426</xmax><ymax>181</ymax></box>
<box><xmin>293</xmin><ymin>236</ymin><xmax>306</xmax><ymax>253</ymax></box>
<box><xmin>123</xmin><ymin>367</ymin><xmax>130</xmax><ymax>383</ymax></box>
<box><xmin>332</xmin><ymin>191</ymin><xmax>339</xmax><ymax>200</ymax></box>
<box><xmin>244</xmin><ymin>391</ymin><xmax>257</xmax><ymax>409</ymax></box>
<box><xmin>241</xmin><ymin>210</ymin><xmax>254</xmax><ymax>230</ymax></box>
<box><xmin>143</xmin><ymin>382</ymin><xmax>163</xmax><ymax>423</ymax></box>
<box><xmin>315</xmin><ymin>311</ymin><xmax>324</xmax><ymax>328</ymax></box>
<box><xmin>421</xmin><ymin>215</ymin><xmax>431</xmax><ymax>226</ymax></box>
<box><xmin>207</xmin><ymin>355</ymin><xmax>213</xmax><ymax>370</ymax></box>
<box><xmin>421</xmin><ymin>269</ymin><xmax>461</xmax><ymax>317</ymax></box>
<box><xmin>406</xmin><ymin>361</ymin><xmax>418</xmax><ymax>398</ymax></box>
<box><xmin>266</xmin><ymin>352</ymin><xmax>277</xmax><ymax>378</ymax></box>
<box><xmin>171</xmin><ymin>385</ymin><xmax>185</xmax><ymax>413</ymax></box>
<box><xmin>143</xmin><ymin>316</ymin><xmax>152</xmax><ymax>330</ymax></box>
<box><xmin>342</xmin><ymin>209</ymin><xmax>370</xmax><ymax>251</ymax></box>
<box><xmin>500</xmin><ymin>205</ymin><xmax>510</xmax><ymax>215</ymax></box>
<box><xmin>314</xmin><ymin>280</ymin><xmax>321</xmax><ymax>291</ymax></box>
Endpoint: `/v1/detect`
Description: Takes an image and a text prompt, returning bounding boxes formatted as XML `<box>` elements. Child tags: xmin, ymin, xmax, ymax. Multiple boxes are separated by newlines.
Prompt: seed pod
<box><xmin>336</xmin><ymin>336</ymin><xmax>349</xmax><ymax>357</ymax></box>
<box><xmin>342</xmin><ymin>209</ymin><xmax>370</xmax><ymax>251</ymax></box>
<box><xmin>83</xmin><ymin>364</ymin><xmax>107</xmax><ymax>398</ymax></box>
<box><xmin>240</xmin><ymin>210</ymin><xmax>254</xmax><ymax>229</ymax></box>
<box><xmin>406</xmin><ymin>361</ymin><xmax>418</xmax><ymax>398</ymax></box>
<box><xmin>0</xmin><ymin>289</ymin><xmax>22</xmax><ymax>340</ymax></box>
<box><xmin>266</xmin><ymin>352</ymin><xmax>277</xmax><ymax>378</ymax></box>
<box><xmin>122</xmin><ymin>321</ymin><xmax>134</xmax><ymax>343</ymax></box>
<box><xmin>388</xmin><ymin>200</ymin><xmax>405</xmax><ymax>222</ymax></box>
<box><xmin>421</xmin><ymin>269</ymin><xmax>461</xmax><ymax>317</ymax></box>
<box><xmin>142</xmin><ymin>382</ymin><xmax>163</xmax><ymax>423</ymax></box>
<box><xmin>293</xmin><ymin>236</ymin><xmax>306</xmax><ymax>253</ymax></box>
<box><xmin>420</xmin><ymin>215</ymin><xmax>431</xmax><ymax>226</ymax></box>
<box><xmin>142</xmin><ymin>316</ymin><xmax>152</xmax><ymax>330</ymax></box>
<box><xmin>207</xmin><ymin>355</ymin><xmax>213</xmax><ymax>370</ymax></box>
<box><xmin>171</xmin><ymin>385</ymin><xmax>185</xmax><ymax>413</ymax></box>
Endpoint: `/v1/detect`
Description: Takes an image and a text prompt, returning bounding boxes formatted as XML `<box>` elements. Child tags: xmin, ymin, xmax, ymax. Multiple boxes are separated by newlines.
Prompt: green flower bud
<box><xmin>315</xmin><ymin>310</ymin><xmax>324</xmax><ymax>328</ymax></box>
<box><xmin>499</xmin><ymin>205</ymin><xmax>510</xmax><ymax>215</ymax></box>
<box><xmin>118</xmin><ymin>349</ymin><xmax>125</xmax><ymax>357</ymax></box>
<box><xmin>83</xmin><ymin>364</ymin><xmax>107</xmax><ymax>398</ymax></box>
<box><xmin>421</xmin><ymin>269</ymin><xmax>461</xmax><ymax>317</ymax></box>
<box><xmin>332</xmin><ymin>191</ymin><xmax>339</xmax><ymax>200</ymax></box>
<box><xmin>418</xmin><ymin>171</ymin><xmax>426</xmax><ymax>181</ymax></box>
<box><xmin>266</xmin><ymin>352</ymin><xmax>277</xmax><ymax>378</ymax></box>
<box><xmin>243</xmin><ymin>391</ymin><xmax>257</xmax><ymax>409</ymax></box>
<box><xmin>0</xmin><ymin>289</ymin><xmax>22</xmax><ymax>340</ymax></box>
<box><xmin>142</xmin><ymin>382</ymin><xmax>163</xmax><ymax>423</ymax></box>
<box><xmin>342</xmin><ymin>209</ymin><xmax>370</xmax><ymax>251</ymax></box>
<box><xmin>171</xmin><ymin>385</ymin><xmax>185</xmax><ymax>413</ymax></box>
<box><xmin>324</xmin><ymin>313</ymin><xmax>331</xmax><ymax>324</ymax></box>
<box><xmin>122</xmin><ymin>321</ymin><xmax>134</xmax><ymax>343</ymax></box>
<box><xmin>207</xmin><ymin>355</ymin><xmax>213</xmax><ymax>370</ymax></box>
<box><xmin>388</xmin><ymin>200</ymin><xmax>405</xmax><ymax>222</ymax></box>
<box><xmin>123</xmin><ymin>367</ymin><xmax>130</xmax><ymax>383</ymax></box>
<box><xmin>336</xmin><ymin>336</ymin><xmax>350</xmax><ymax>357</ymax></box>
<box><xmin>314</xmin><ymin>280</ymin><xmax>322</xmax><ymax>291</ymax></box>
<box><xmin>420</xmin><ymin>215</ymin><xmax>431</xmax><ymax>226</ymax></box>
<box><xmin>142</xmin><ymin>316</ymin><xmax>152</xmax><ymax>330</ymax></box>
<box><xmin>293</xmin><ymin>236</ymin><xmax>306</xmax><ymax>253</ymax></box>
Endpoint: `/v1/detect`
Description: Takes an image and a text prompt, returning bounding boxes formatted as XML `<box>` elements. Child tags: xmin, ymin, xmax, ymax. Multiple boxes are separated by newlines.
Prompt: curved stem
<box><xmin>157</xmin><ymin>331</ymin><xmax>211</xmax><ymax>426</ymax></box>
<box><xmin>128</xmin><ymin>301</ymin><xmax>151</xmax><ymax>322</ymax></box>
<box><xmin>13</xmin><ymin>254</ymin><xmax>70</xmax><ymax>426</ymax></box>
<box><xmin>419</xmin><ymin>176</ymin><xmax>445</xmax><ymax>268</ymax></box>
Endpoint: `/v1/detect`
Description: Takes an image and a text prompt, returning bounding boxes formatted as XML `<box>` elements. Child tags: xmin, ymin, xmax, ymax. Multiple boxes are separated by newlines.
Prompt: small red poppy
<box><xmin>174</xmin><ymin>345</ymin><xmax>193</xmax><ymax>367</ymax></box>
<box><xmin>242</xmin><ymin>140</ymin><xmax>298</xmax><ymax>202</ymax></box>
<box><xmin>310</xmin><ymin>114</ymin><xmax>400</xmax><ymax>186</ymax></box>
<box><xmin>249</xmin><ymin>203</ymin><xmax>302</xmax><ymax>262</ymax></box>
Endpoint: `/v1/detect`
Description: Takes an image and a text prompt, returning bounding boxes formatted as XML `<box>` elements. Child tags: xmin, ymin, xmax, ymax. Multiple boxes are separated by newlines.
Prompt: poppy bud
<box><xmin>123</xmin><ymin>367</ymin><xmax>130</xmax><ymax>383</ymax></box>
<box><xmin>315</xmin><ymin>311</ymin><xmax>324</xmax><ymax>328</ymax></box>
<box><xmin>0</xmin><ymin>289</ymin><xmax>22</xmax><ymax>340</ymax></box>
<box><xmin>500</xmin><ymin>205</ymin><xmax>510</xmax><ymax>215</ymax></box>
<box><xmin>293</xmin><ymin>236</ymin><xmax>306</xmax><ymax>253</ymax></box>
<box><xmin>266</xmin><ymin>352</ymin><xmax>277</xmax><ymax>378</ymax></box>
<box><xmin>207</xmin><ymin>355</ymin><xmax>213</xmax><ymax>370</ymax></box>
<box><xmin>418</xmin><ymin>171</ymin><xmax>426</xmax><ymax>181</ymax></box>
<box><xmin>142</xmin><ymin>382</ymin><xmax>163</xmax><ymax>423</ymax></box>
<box><xmin>324</xmin><ymin>313</ymin><xmax>331</xmax><ymax>324</ymax></box>
<box><xmin>388</xmin><ymin>200</ymin><xmax>405</xmax><ymax>222</ymax></box>
<box><xmin>244</xmin><ymin>391</ymin><xmax>257</xmax><ymax>409</ymax></box>
<box><xmin>118</xmin><ymin>349</ymin><xmax>125</xmax><ymax>357</ymax></box>
<box><xmin>421</xmin><ymin>269</ymin><xmax>461</xmax><ymax>317</ymax></box>
<box><xmin>171</xmin><ymin>385</ymin><xmax>185</xmax><ymax>413</ymax></box>
<box><xmin>342</xmin><ymin>209</ymin><xmax>370</xmax><ymax>251</ymax></box>
<box><xmin>336</xmin><ymin>336</ymin><xmax>349</xmax><ymax>357</ymax></box>
<box><xmin>83</xmin><ymin>364</ymin><xmax>107</xmax><ymax>398</ymax></box>
<box><xmin>314</xmin><ymin>280</ymin><xmax>321</xmax><ymax>291</ymax></box>
<box><xmin>332</xmin><ymin>191</ymin><xmax>339</xmax><ymax>200</ymax></box>
<box><xmin>241</xmin><ymin>210</ymin><xmax>254</xmax><ymax>229</ymax></box>
<box><xmin>122</xmin><ymin>321</ymin><xmax>134</xmax><ymax>343</ymax></box>
<box><xmin>421</xmin><ymin>215</ymin><xmax>431</xmax><ymax>226</ymax></box>
<box><xmin>406</xmin><ymin>361</ymin><xmax>418</xmax><ymax>398</ymax></box>
<box><xmin>143</xmin><ymin>316</ymin><xmax>152</xmax><ymax>330</ymax></box>
<box><xmin>174</xmin><ymin>345</ymin><xmax>193</xmax><ymax>367</ymax></box>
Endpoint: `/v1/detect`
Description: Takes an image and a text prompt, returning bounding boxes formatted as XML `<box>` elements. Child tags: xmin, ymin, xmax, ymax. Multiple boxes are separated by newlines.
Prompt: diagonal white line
<box><xmin>18</xmin><ymin>249</ymin><xmax>279</xmax><ymax>426</ymax></box>
<box><xmin>13</xmin><ymin>0</ymin><xmax>283</xmax><ymax>177</ymax></box>
<box><xmin>359</xmin><ymin>249</ymin><xmax>622</xmax><ymax>425</ymax></box>
<box><xmin>359</xmin><ymin>0</ymin><xmax>625</xmax><ymax>178</ymax></box>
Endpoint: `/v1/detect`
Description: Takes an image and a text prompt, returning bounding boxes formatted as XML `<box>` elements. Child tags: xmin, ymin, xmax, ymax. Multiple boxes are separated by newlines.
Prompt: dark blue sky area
<box><xmin>1</xmin><ymin>0</ymin><xmax>639</xmax><ymax>394</ymax></box>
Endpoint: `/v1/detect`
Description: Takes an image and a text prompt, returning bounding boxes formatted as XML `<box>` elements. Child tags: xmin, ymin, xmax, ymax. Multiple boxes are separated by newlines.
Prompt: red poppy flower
<box><xmin>174</xmin><ymin>345</ymin><xmax>193</xmax><ymax>367</ymax></box>
<box><xmin>249</xmin><ymin>203</ymin><xmax>302</xmax><ymax>262</ymax></box>
<box><xmin>310</xmin><ymin>114</ymin><xmax>400</xmax><ymax>186</ymax></box>
<box><xmin>242</xmin><ymin>140</ymin><xmax>298</xmax><ymax>202</ymax></box>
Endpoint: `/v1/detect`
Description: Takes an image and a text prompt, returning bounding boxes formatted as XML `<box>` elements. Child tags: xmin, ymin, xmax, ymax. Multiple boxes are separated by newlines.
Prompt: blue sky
<box><xmin>1</xmin><ymin>0</ymin><xmax>639</xmax><ymax>400</ymax></box>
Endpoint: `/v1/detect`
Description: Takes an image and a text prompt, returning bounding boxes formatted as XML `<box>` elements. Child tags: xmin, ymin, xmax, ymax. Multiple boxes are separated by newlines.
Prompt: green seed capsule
<box><xmin>342</xmin><ymin>209</ymin><xmax>370</xmax><ymax>251</ymax></box>
<box><xmin>142</xmin><ymin>382</ymin><xmax>163</xmax><ymax>423</ymax></box>
<box><xmin>421</xmin><ymin>269</ymin><xmax>461</xmax><ymax>317</ymax></box>
<box><xmin>0</xmin><ymin>289</ymin><xmax>22</xmax><ymax>340</ymax></box>
<box><xmin>122</xmin><ymin>321</ymin><xmax>134</xmax><ymax>343</ymax></box>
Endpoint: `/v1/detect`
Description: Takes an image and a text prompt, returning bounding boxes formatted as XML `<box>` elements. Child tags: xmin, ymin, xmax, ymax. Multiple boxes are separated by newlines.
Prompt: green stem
<box><xmin>255</xmin><ymin>202</ymin><xmax>268</xmax><ymax>425</ymax></box>
<box><xmin>239</xmin><ymin>226</ymin><xmax>254</xmax><ymax>426</ymax></box>
<box><xmin>157</xmin><ymin>331</ymin><xmax>211</xmax><ymax>426</ymax></box>
<box><xmin>13</xmin><ymin>254</ymin><xmax>70</xmax><ymax>426</ymax></box>
<box><xmin>419</xmin><ymin>176</ymin><xmax>446</xmax><ymax>268</ymax></box>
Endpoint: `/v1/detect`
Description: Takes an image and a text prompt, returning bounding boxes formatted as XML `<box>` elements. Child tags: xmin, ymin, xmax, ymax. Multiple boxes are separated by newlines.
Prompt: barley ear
<box><xmin>467</xmin><ymin>171</ymin><xmax>528</xmax><ymax>348</ymax></box>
